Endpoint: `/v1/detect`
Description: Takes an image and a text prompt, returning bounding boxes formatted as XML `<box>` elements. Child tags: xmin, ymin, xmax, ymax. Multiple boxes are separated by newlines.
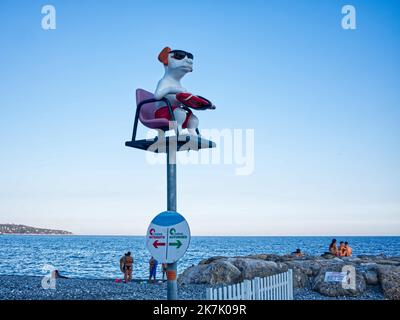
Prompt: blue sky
<box><xmin>0</xmin><ymin>0</ymin><xmax>399</xmax><ymax>235</ymax></box>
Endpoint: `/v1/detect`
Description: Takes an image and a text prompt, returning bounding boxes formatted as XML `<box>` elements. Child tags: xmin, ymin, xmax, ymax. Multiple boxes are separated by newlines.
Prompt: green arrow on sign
<box><xmin>169</xmin><ymin>240</ymin><xmax>182</xmax><ymax>249</ymax></box>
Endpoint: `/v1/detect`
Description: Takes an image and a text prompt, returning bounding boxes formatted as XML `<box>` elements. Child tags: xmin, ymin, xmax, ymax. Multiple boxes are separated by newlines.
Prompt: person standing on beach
<box><xmin>345</xmin><ymin>242</ymin><xmax>353</xmax><ymax>256</ymax></box>
<box><xmin>120</xmin><ymin>252</ymin><xmax>133</xmax><ymax>283</ymax></box>
<box><xmin>149</xmin><ymin>256</ymin><xmax>158</xmax><ymax>283</ymax></box>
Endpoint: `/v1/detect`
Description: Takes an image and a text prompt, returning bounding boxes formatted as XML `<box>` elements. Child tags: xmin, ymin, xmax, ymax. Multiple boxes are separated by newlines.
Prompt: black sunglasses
<box><xmin>170</xmin><ymin>50</ymin><xmax>194</xmax><ymax>60</ymax></box>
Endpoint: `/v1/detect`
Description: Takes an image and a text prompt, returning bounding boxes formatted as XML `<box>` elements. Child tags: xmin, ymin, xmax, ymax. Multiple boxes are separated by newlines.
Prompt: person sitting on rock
<box><xmin>51</xmin><ymin>270</ymin><xmax>68</xmax><ymax>279</ymax></box>
<box><xmin>339</xmin><ymin>241</ymin><xmax>346</xmax><ymax>256</ymax></box>
<box><xmin>292</xmin><ymin>248</ymin><xmax>304</xmax><ymax>257</ymax></box>
<box><xmin>329</xmin><ymin>239</ymin><xmax>339</xmax><ymax>256</ymax></box>
<box><xmin>344</xmin><ymin>241</ymin><xmax>353</xmax><ymax>256</ymax></box>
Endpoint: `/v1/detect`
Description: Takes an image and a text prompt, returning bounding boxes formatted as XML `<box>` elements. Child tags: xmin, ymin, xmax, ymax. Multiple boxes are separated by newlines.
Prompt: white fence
<box><xmin>206</xmin><ymin>269</ymin><xmax>293</xmax><ymax>300</ymax></box>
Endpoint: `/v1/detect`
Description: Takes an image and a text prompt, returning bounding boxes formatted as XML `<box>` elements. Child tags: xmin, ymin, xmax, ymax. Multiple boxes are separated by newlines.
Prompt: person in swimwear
<box><xmin>149</xmin><ymin>256</ymin><xmax>158</xmax><ymax>284</ymax></box>
<box><xmin>329</xmin><ymin>239</ymin><xmax>339</xmax><ymax>256</ymax></box>
<box><xmin>51</xmin><ymin>270</ymin><xmax>68</xmax><ymax>279</ymax></box>
<box><xmin>292</xmin><ymin>248</ymin><xmax>304</xmax><ymax>257</ymax></box>
<box><xmin>339</xmin><ymin>241</ymin><xmax>346</xmax><ymax>256</ymax></box>
<box><xmin>120</xmin><ymin>252</ymin><xmax>133</xmax><ymax>283</ymax></box>
<box><xmin>344</xmin><ymin>241</ymin><xmax>353</xmax><ymax>256</ymax></box>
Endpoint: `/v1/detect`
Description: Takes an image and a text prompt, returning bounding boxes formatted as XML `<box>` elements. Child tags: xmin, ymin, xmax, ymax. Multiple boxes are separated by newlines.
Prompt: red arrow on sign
<box><xmin>153</xmin><ymin>240</ymin><xmax>166</xmax><ymax>248</ymax></box>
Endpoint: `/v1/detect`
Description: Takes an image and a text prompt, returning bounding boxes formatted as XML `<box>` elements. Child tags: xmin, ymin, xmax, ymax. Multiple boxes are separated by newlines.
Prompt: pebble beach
<box><xmin>0</xmin><ymin>276</ymin><xmax>385</xmax><ymax>300</ymax></box>
<box><xmin>0</xmin><ymin>276</ymin><xmax>206</xmax><ymax>300</ymax></box>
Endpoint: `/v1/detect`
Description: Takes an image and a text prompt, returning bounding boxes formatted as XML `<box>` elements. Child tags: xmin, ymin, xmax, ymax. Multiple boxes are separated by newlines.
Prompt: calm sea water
<box><xmin>0</xmin><ymin>235</ymin><xmax>399</xmax><ymax>279</ymax></box>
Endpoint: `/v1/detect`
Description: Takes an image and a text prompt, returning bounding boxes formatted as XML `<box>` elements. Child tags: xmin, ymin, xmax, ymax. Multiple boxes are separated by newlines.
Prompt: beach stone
<box><xmin>341</xmin><ymin>256</ymin><xmax>362</xmax><ymax>264</ymax></box>
<box><xmin>363</xmin><ymin>270</ymin><xmax>379</xmax><ymax>286</ymax></box>
<box><xmin>178</xmin><ymin>260</ymin><xmax>241</xmax><ymax>285</ymax></box>
<box><xmin>357</xmin><ymin>254</ymin><xmax>386</xmax><ymax>263</ymax></box>
<box><xmin>283</xmin><ymin>260</ymin><xmax>322</xmax><ymax>288</ymax></box>
<box><xmin>244</xmin><ymin>254</ymin><xmax>281</xmax><ymax>262</ymax></box>
<box><xmin>375</xmin><ymin>259</ymin><xmax>400</xmax><ymax>266</ymax></box>
<box><xmin>313</xmin><ymin>273</ymin><xmax>366</xmax><ymax>297</ymax></box>
<box><xmin>358</xmin><ymin>262</ymin><xmax>379</xmax><ymax>286</ymax></box>
<box><xmin>227</xmin><ymin>258</ymin><xmax>285</xmax><ymax>280</ymax></box>
<box><xmin>179</xmin><ymin>253</ymin><xmax>400</xmax><ymax>296</ymax></box>
<box><xmin>179</xmin><ymin>257</ymin><xmax>288</xmax><ymax>285</ymax></box>
<box><xmin>389</xmin><ymin>256</ymin><xmax>400</xmax><ymax>263</ymax></box>
<box><xmin>320</xmin><ymin>253</ymin><xmax>336</xmax><ymax>259</ymax></box>
<box><xmin>199</xmin><ymin>256</ymin><xmax>226</xmax><ymax>265</ymax></box>
<box><xmin>360</xmin><ymin>262</ymin><xmax>378</xmax><ymax>267</ymax></box>
<box><xmin>377</xmin><ymin>266</ymin><xmax>400</xmax><ymax>300</ymax></box>
<box><xmin>291</xmin><ymin>268</ymin><xmax>310</xmax><ymax>288</ymax></box>
<box><xmin>312</xmin><ymin>264</ymin><xmax>367</xmax><ymax>297</ymax></box>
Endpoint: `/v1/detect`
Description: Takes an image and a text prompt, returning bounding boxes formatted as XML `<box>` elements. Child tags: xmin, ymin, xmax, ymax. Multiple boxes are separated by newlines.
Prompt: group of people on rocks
<box><xmin>328</xmin><ymin>239</ymin><xmax>353</xmax><ymax>257</ymax></box>
<box><xmin>291</xmin><ymin>239</ymin><xmax>353</xmax><ymax>258</ymax></box>
<box><xmin>119</xmin><ymin>252</ymin><xmax>167</xmax><ymax>283</ymax></box>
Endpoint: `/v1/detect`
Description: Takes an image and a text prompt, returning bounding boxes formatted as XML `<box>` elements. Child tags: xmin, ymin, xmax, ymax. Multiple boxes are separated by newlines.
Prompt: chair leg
<box><xmin>177</xmin><ymin>125</ymin><xmax>187</xmax><ymax>141</ymax></box>
<box><xmin>157</xmin><ymin>129</ymin><xmax>165</xmax><ymax>141</ymax></box>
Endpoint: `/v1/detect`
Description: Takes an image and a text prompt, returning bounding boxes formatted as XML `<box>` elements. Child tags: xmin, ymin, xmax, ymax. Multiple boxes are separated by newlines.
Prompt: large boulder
<box><xmin>284</xmin><ymin>260</ymin><xmax>321</xmax><ymax>288</ymax></box>
<box><xmin>377</xmin><ymin>266</ymin><xmax>400</xmax><ymax>300</ymax></box>
<box><xmin>227</xmin><ymin>258</ymin><xmax>286</xmax><ymax>280</ymax></box>
<box><xmin>244</xmin><ymin>254</ymin><xmax>282</xmax><ymax>262</ymax></box>
<box><xmin>199</xmin><ymin>256</ymin><xmax>226</xmax><ymax>265</ymax></box>
<box><xmin>178</xmin><ymin>257</ymin><xmax>287</xmax><ymax>285</ymax></box>
<box><xmin>289</xmin><ymin>267</ymin><xmax>309</xmax><ymax>288</ymax></box>
<box><xmin>320</xmin><ymin>253</ymin><xmax>336</xmax><ymax>259</ymax></box>
<box><xmin>341</xmin><ymin>256</ymin><xmax>362</xmax><ymax>264</ymax></box>
<box><xmin>358</xmin><ymin>262</ymin><xmax>379</xmax><ymax>286</ymax></box>
<box><xmin>357</xmin><ymin>254</ymin><xmax>387</xmax><ymax>264</ymax></box>
<box><xmin>312</xmin><ymin>264</ymin><xmax>367</xmax><ymax>297</ymax></box>
<box><xmin>179</xmin><ymin>253</ymin><xmax>400</xmax><ymax>298</ymax></box>
<box><xmin>363</xmin><ymin>270</ymin><xmax>379</xmax><ymax>285</ymax></box>
<box><xmin>358</xmin><ymin>254</ymin><xmax>386</xmax><ymax>260</ymax></box>
<box><xmin>178</xmin><ymin>260</ymin><xmax>241</xmax><ymax>285</ymax></box>
<box><xmin>375</xmin><ymin>259</ymin><xmax>400</xmax><ymax>267</ymax></box>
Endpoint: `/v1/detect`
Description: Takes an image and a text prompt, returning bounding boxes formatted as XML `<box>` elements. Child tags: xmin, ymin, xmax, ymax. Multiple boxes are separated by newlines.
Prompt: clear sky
<box><xmin>0</xmin><ymin>0</ymin><xmax>399</xmax><ymax>235</ymax></box>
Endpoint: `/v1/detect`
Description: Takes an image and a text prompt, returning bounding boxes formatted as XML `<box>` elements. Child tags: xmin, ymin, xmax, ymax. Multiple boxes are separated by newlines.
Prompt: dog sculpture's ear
<box><xmin>158</xmin><ymin>47</ymin><xmax>171</xmax><ymax>65</ymax></box>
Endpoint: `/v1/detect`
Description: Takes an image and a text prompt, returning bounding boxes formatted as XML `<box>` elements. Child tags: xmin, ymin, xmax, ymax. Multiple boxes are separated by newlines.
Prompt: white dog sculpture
<box><xmin>154</xmin><ymin>47</ymin><xmax>215</xmax><ymax>138</ymax></box>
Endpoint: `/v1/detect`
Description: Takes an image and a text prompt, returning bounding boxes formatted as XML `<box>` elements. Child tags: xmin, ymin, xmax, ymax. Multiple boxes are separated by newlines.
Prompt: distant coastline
<box><xmin>0</xmin><ymin>224</ymin><xmax>72</xmax><ymax>235</ymax></box>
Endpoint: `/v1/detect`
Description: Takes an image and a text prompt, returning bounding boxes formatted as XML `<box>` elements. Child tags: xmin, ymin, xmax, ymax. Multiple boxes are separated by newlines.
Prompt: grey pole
<box><xmin>166</xmin><ymin>139</ymin><xmax>178</xmax><ymax>300</ymax></box>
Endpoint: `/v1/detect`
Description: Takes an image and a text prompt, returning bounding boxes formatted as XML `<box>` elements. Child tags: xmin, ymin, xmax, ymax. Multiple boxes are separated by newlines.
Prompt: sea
<box><xmin>0</xmin><ymin>235</ymin><xmax>399</xmax><ymax>280</ymax></box>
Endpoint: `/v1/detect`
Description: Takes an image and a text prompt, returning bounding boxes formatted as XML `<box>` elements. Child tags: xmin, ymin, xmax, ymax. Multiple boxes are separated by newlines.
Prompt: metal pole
<box><xmin>166</xmin><ymin>139</ymin><xmax>178</xmax><ymax>300</ymax></box>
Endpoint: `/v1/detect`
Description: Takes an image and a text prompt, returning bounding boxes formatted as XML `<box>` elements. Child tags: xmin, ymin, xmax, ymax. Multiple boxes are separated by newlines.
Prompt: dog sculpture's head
<box><xmin>158</xmin><ymin>47</ymin><xmax>193</xmax><ymax>74</ymax></box>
